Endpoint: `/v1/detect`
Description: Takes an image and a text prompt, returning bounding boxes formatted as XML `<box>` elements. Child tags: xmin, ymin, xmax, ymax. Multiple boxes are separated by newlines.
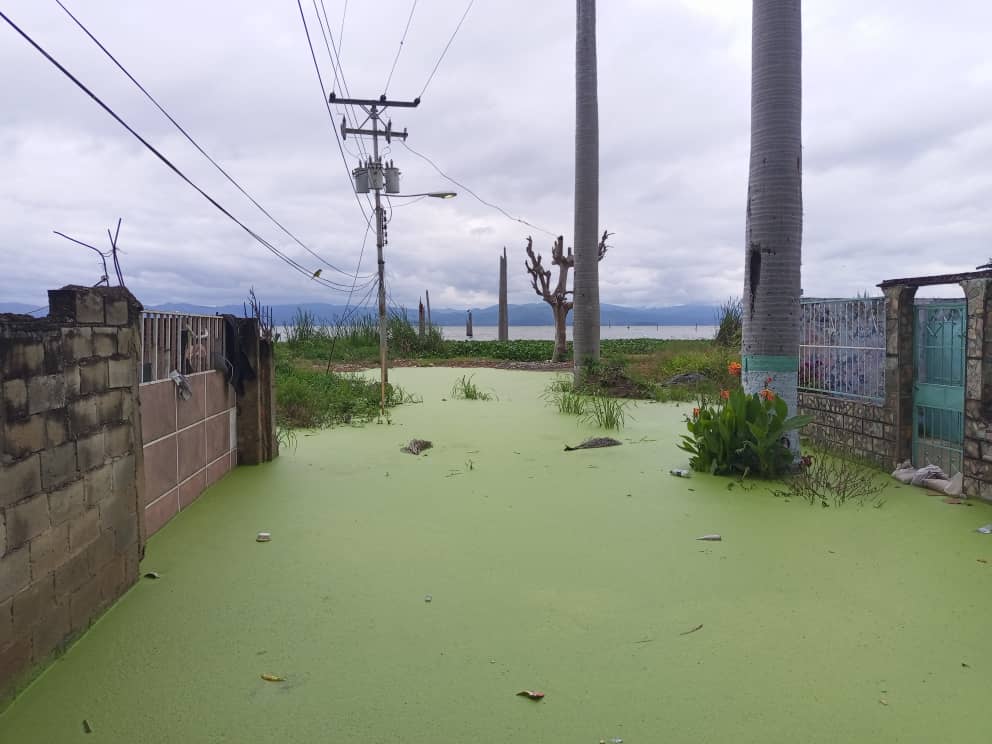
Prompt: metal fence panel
<box><xmin>140</xmin><ymin>311</ymin><xmax>225</xmax><ymax>383</ymax></box>
<box><xmin>799</xmin><ymin>297</ymin><xmax>885</xmax><ymax>402</ymax></box>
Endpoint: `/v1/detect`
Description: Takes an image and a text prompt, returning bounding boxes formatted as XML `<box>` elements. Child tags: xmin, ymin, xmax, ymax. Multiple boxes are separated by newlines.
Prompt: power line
<box><xmin>384</xmin><ymin>0</ymin><xmax>418</xmax><ymax>96</ymax></box>
<box><xmin>0</xmin><ymin>8</ymin><xmax>366</xmax><ymax>294</ymax></box>
<box><xmin>338</xmin><ymin>0</ymin><xmax>349</xmax><ymax>56</ymax></box>
<box><xmin>399</xmin><ymin>140</ymin><xmax>558</xmax><ymax>238</ymax></box>
<box><xmin>54</xmin><ymin>0</ymin><xmax>371</xmax><ymax>283</ymax></box>
<box><xmin>419</xmin><ymin>0</ymin><xmax>475</xmax><ymax>99</ymax></box>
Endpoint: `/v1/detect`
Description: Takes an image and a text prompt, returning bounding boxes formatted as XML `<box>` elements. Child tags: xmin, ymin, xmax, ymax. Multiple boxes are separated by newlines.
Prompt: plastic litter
<box><xmin>599</xmin><ymin>738</ymin><xmax>623</xmax><ymax>744</ymax></box>
<box><xmin>82</xmin><ymin>720</ymin><xmax>93</xmax><ymax>734</ymax></box>
<box><xmin>256</xmin><ymin>532</ymin><xmax>272</xmax><ymax>542</ymax></box>
<box><xmin>260</xmin><ymin>673</ymin><xmax>285</xmax><ymax>682</ymax></box>
<box><xmin>695</xmin><ymin>534</ymin><xmax>722</xmax><ymax>541</ymax></box>
<box><xmin>143</xmin><ymin>571</ymin><xmax>160</xmax><ymax>579</ymax></box>
<box><xmin>424</xmin><ymin>594</ymin><xmax>433</xmax><ymax>603</ymax></box>
<box><xmin>977</xmin><ymin>525</ymin><xmax>992</xmax><ymax>534</ymax></box>
<box><xmin>516</xmin><ymin>690</ymin><xmax>545</xmax><ymax>700</ymax></box>
<box><xmin>670</xmin><ymin>469</ymin><xmax>691</xmax><ymax>478</ymax></box>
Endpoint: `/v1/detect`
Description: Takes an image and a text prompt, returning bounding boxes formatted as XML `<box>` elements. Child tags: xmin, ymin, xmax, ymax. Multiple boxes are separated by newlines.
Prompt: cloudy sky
<box><xmin>2</xmin><ymin>0</ymin><xmax>990</xmax><ymax>310</ymax></box>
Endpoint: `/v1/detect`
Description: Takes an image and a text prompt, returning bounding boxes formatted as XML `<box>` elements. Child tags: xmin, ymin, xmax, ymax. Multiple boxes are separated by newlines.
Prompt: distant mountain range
<box><xmin>3</xmin><ymin>300</ymin><xmax>721</xmax><ymax>326</ymax></box>
<box><xmin>146</xmin><ymin>301</ymin><xmax>721</xmax><ymax>326</ymax></box>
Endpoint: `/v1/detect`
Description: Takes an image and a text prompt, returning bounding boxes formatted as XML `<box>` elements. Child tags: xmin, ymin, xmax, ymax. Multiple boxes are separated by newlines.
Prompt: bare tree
<box><xmin>525</xmin><ymin>231</ymin><xmax>610</xmax><ymax>362</ymax></box>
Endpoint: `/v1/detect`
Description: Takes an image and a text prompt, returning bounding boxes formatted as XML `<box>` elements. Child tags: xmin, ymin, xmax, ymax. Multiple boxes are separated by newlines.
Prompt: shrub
<box><xmin>714</xmin><ymin>297</ymin><xmax>743</xmax><ymax>348</ymax></box>
<box><xmin>678</xmin><ymin>386</ymin><xmax>812</xmax><ymax>478</ymax></box>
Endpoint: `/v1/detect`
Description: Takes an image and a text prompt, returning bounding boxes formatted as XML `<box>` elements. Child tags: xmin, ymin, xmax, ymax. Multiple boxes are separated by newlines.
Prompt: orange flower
<box><xmin>720</xmin><ymin>389</ymin><xmax>730</xmax><ymax>401</ymax></box>
<box><xmin>692</xmin><ymin>407</ymin><xmax>700</xmax><ymax>418</ymax></box>
<box><xmin>764</xmin><ymin>376</ymin><xmax>773</xmax><ymax>386</ymax></box>
<box><xmin>759</xmin><ymin>388</ymin><xmax>775</xmax><ymax>401</ymax></box>
<box><xmin>728</xmin><ymin>362</ymin><xmax>742</xmax><ymax>376</ymax></box>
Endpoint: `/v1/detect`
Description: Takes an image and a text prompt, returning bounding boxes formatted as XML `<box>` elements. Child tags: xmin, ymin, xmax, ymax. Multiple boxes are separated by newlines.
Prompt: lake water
<box><xmin>439</xmin><ymin>325</ymin><xmax>717</xmax><ymax>341</ymax></box>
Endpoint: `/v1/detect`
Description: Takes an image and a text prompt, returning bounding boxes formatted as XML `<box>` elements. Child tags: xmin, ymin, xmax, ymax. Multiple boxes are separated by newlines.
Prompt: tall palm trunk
<box><xmin>743</xmin><ymin>0</ymin><xmax>803</xmax><ymax>451</ymax></box>
<box><xmin>572</xmin><ymin>0</ymin><xmax>600</xmax><ymax>382</ymax></box>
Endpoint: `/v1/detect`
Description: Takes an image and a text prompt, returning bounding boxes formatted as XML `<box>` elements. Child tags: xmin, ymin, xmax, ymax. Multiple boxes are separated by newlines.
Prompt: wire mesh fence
<box><xmin>799</xmin><ymin>297</ymin><xmax>886</xmax><ymax>402</ymax></box>
<box><xmin>140</xmin><ymin>311</ymin><xmax>225</xmax><ymax>383</ymax></box>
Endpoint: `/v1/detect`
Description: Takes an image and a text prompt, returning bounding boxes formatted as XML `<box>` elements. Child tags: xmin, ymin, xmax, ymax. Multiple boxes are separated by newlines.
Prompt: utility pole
<box><xmin>498</xmin><ymin>247</ymin><xmax>509</xmax><ymax>341</ymax></box>
<box><xmin>333</xmin><ymin>92</ymin><xmax>420</xmax><ymax>415</ymax></box>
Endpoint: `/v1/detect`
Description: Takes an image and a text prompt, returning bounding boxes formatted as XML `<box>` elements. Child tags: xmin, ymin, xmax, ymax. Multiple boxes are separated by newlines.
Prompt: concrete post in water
<box><xmin>498</xmin><ymin>247</ymin><xmax>509</xmax><ymax>341</ymax></box>
<box><xmin>466</xmin><ymin>310</ymin><xmax>474</xmax><ymax>338</ymax></box>
<box><xmin>418</xmin><ymin>298</ymin><xmax>426</xmax><ymax>337</ymax></box>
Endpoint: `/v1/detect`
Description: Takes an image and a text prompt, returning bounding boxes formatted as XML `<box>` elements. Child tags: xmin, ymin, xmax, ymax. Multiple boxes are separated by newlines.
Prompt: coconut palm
<box><xmin>742</xmin><ymin>0</ymin><xmax>803</xmax><ymax>451</ymax></box>
<box><xmin>572</xmin><ymin>0</ymin><xmax>600</xmax><ymax>382</ymax></box>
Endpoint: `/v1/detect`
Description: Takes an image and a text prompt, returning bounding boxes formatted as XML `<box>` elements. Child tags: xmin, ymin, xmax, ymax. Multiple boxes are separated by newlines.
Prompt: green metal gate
<box><xmin>913</xmin><ymin>300</ymin><xmax>965</xmax><ymax>474</ymax></box>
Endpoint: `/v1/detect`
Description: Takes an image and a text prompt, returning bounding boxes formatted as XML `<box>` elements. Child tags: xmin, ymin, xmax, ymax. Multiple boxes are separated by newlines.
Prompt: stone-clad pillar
<box><xmin>960</xmin><ymin>279</ymin><xmax>992</xmax><ymax>499</ymax></box>
<box><xmin>881</xmin><ymin>284</ymin><xmax>917</xmax><ymax>465</ymax></box>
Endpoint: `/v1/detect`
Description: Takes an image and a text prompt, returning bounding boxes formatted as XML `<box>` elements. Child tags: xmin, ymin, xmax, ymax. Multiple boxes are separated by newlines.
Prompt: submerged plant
<box><xmin>451</xmin><ymin>374</ymin><xmax>494</xmax><ymax>401</ymax></box>
<box><xmin>773</xmin><ymin>454</ymin><xmax>887</xmax><ymax>508</ymax></box>
<box><xmin>581</xmin><ymin>395</ymin><xmax>629</xmax><ymax>430</ymax></box>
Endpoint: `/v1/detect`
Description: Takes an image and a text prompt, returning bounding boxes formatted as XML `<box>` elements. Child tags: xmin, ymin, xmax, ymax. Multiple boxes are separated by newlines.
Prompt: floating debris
<box><xmin>401</xmin><ymin>439</ymin><xmax>433</xmax><ymax>455</ymax></box>
<box><xmin>424</xmin><ymin>594</ymin><xmax>433</xmax><ymax>603</ymax></box>
<box><xmin>82</xmin><ymin>720</ymin><xmax>93</xmax><ymax>734</ymax></box>
<box><xmin>261</xmin><ymin>674</ymin><xmax>285</xmax><ymax>682</ymax></box>
<box><xmin>680</xmin><ymin>624</ymin><xmax>704</xmax><ymax>636</ymax></box>
<box><xmin>256</xmin><ymin>532</ymin><xmax>272</xmax><ymax>542</ymax></box>
<box><xmin>516</xmin><ymin>690</ymin><xmax>545</xmax><ymax>700</ymax></box>
<box><xmin>143</xmin><ymin>571</ymin><xmax>161</xmax><ymax>579</ymax></box>
<box><xmin>670</xmin><ymin>468</ymin><xmax>691</xmax><ymax>478</ymax></box>
<box><xmin>978</xmin><ymin>525</ymin><xmax>992</xmax><ymax>535</ymax></box>
<box><xmin>563</xmin><ymin>437</ymin><xmax>622</xmax><ymax>452</ymax></box>
<box><xmin>695</xmin><ymin>534</ymin><xmax>722</xmax><ymax>542</ymax></box>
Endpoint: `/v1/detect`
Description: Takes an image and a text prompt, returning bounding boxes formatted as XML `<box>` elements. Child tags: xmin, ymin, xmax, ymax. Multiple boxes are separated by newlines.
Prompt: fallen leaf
<box><xmin>680</xmin><ymin>624</ymin><xmax>704</xmax><ymax>636</ymax></box>
<box><xmin>516</xmin><ymin>690</ymin><xmax>545</xmax><ymax>700</ymax></box>
<box><xmin>261</xmin><ymin>674</ymin><xmax>285</xmax><ymax>682</ymax></box>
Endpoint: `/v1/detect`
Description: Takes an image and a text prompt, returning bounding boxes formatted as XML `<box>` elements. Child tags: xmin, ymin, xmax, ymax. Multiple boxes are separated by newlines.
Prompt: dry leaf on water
<box><xmin>261</xmin><ymin>674</ymin><xmax>285</xmax><ymax>682</ymax></box>
<box><xmin>516</xmin><ymin>690</ymin><xmax>545</xmax><ymax>700</ymax></box>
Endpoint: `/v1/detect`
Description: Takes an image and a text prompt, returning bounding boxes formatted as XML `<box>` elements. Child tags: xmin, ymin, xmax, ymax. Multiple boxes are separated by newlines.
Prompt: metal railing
<box><xmin>799</xmin><ymin>297</ymin><xmax>886</xmax><ymax>402</ymax></box>
<box><xmin>140</xmin><ymin>311</ymin><xmax>225</xmax><ymax>383</ymax></box>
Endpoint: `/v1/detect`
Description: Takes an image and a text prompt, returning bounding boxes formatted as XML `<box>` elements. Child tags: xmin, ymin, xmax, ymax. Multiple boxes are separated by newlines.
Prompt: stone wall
<box><xmin>960</xmin><ymin>279</ymin><xmax>992</xmax><ymax>500</ymax></box>
<box><xmin>798</xmin><ymin>391</ymin><xmax>897</xmax><ymax>468</ymax></box>
<box><xmin>0</xmin><ymin>287</ymin><xmax>144</xmax><ymax>705</ymax></box>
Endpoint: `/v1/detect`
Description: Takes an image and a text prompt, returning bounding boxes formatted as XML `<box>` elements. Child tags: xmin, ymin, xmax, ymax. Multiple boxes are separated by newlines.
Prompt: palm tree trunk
<box><xmin>572</xmin><ymin>0</ymin><xmax>600</xmax><ymax>382</ymax></box>
<box><xmin>553</xmin><ymin>305</ymin><xmax>568</xmax><ymax>362</ymax></box>
<box><xmin>743</xmin><ymin>0</ymin><xmax>803</xmax><ymax>451</ymax></box>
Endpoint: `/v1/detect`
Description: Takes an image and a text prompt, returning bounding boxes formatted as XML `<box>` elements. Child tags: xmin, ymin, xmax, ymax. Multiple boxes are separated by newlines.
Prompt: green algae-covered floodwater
<box><xmin>3</xmin><ymin>368</ymin><xmax>992</xmax><ymax>743</ymax></box>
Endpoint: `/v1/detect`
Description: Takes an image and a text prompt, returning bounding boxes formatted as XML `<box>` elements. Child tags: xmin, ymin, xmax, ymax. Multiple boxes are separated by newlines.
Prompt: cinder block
<box><xmin>69</xmin><ymin>575</ymin><xmax>102</xmax><ymax>631</ymax></box>
<box><xmin>77</xmin><ymin>432</ymin><xmax>106</xmax><ymax>472</ymax></box>
<box><xmin>69</xmin><ymin>508</ymin><xmax>100</xmax><ymax>553</ymax></box>
<box><xmin>68</xmin><ymin>397</ymin><xmax>99</xmax><ymax>436</ymax></box>
<box><xmin>41</xmin><ymin>332</ymin><xmax>63</xmax><ymax>376</ymax></box>
<box><xmin>27</xmin><ymin>374</ymin><xmax>66</xmax><ymax>415</ymax></box>
<box><xmin>54</xmin><ymin>551</ymin><xmax>92</xmax><ymax>596</ymax></box>
<box><xmin>11</xmin><ymin>577</ymin><xmax>54</xmax><ymax>638</ymax></box>
<box><xmin>92</xmin><ymin>327</ymin><xmax>116</xmax><ymax>357</ymax></box>
<box><xmin>113</xmin><ymin>513</ymin><xmax>138</xmax><ymax>554</ymax></box>
<box><xmin>0</xmin><ymin>514</ymin><xmax>5</xmax><ymax>558</ymax></box>
<box><xmin>3</xmin><ymin>415</ymin><xmax>45</xmax><ymax>460</ymax></box>
<box><xmin>40</xmin><ymin>442</ymin><xmax>78</xmax><ymax>491</ymax></box>
<box><xmin>76</xmin><ymin>292</ymin><xmax>104</xmax><ymax>324</ymax></box>
<box><xmin>0</xmin><ymin>455</ymin><xmax>42</xmax><ymax>509</ymax></box>
<box><xmin>117</xmin><ymin>327</ymin><xmax>135</xmax><ymax>356</ymax></box>
<box><xmin>28</xmin><ymin>524</ymin><xmax>69</xmax><ymax>580</ymax></box>
<box><xmin>90</xmin><ymin>531</ymin><xmax>115</xmax><ymax>572</ymax></box>
<box><xmin>31</xmin><ymin>601</ymin><xmax>70</xmax><ymax>661</ymax></box>
<box><xmin>48</xmin><ymin>480</ymin><xmax>85</xmax><ymax>526</ymax></box>
<box><xmin>97</xmin><ymin>553</ymin><xmax>125</xmax><ymax>602</ymax></box>
<box><xmin>45</xmin><ymin>412</ymin><xmax>69</xmax><ymax>448</ymax></box>
<box><xmin>94</xmin><ymin>390</ymin><xmax>124</xmax><ymax>423</ymax></box>
<box><xmin>104</xmin><ymin>299</ymin><xmax>128</xmax><ymax>326</ymax></box>
<box><xmin>112</xmin><ymin>453</ymin><xmax>136</xmax><ymax>498</ymax></box>
<box><xmin>0</xmin><ymin>547</ymin><xmax>30</xmax><ymax>603</ymax></box>
<box><xmin>3</xmin><ymin>340</ymin><xmax>45</xmax><ymax>378</ymax></box>
<box><xmin>61</xmin><ymin>327</ymin><xmax>93</xmax><ymax>363</ymax></box>
<box><xmin>0</xmin><ymin>636</ymin><xmax>31</xmax><ymax>688</ymax></box>
<box><xmin>2</xmin><ymin>379</ymin><xmax>28</xmax><ymax>419</ymax></box>
<box><xmin>104</xmin><ymin>424</ymin><xmax>132</xmax><ymax>458</ymax></box>
<box><xmin>98</xmin><ymin>492</ymin><xmax>132</xmax><ymax>533</ymax></box>
<box><xmin>64</xmin><ymin>365</ymin><xmax>81</xmax><ymax>399</ymax></box>
<box><xmin>0</xmin><ymin>598</ymin><xmax>11</xmax><ymax>647</ymax></box>
<box><xmin>107</xmin><ymin>357</ymin><xmax>135</xmax><ymax>389</ymax></box>
<box><xmin>83</xmin><ymin>463</ymin><xmax>113</xmax><ymax>506</ymax></box>
<box><xmin>78</xmin><ymin>359</ymin><xmax>108</xmax><ymax>396</ymax></box>
<box><xmin>6</xmin><ymin>494</ymin><xmax>50</xmax><ymax>550</ymax></box>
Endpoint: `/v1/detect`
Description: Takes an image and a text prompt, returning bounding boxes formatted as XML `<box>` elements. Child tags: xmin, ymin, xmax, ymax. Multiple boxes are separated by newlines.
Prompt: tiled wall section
<box><xmin>140</xmin><ymin>371</ymin><xmax>236</xmax><ymax>535</ymax></box>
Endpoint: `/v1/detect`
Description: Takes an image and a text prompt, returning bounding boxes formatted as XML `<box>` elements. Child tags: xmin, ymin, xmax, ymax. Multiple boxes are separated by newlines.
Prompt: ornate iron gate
<box><xmin>913</xmin><ymin>300</ymin><xmax>965</xmax><ymax>474</ymax></box>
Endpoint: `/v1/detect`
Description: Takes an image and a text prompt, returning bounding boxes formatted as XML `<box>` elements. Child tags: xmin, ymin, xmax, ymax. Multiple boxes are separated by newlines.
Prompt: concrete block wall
<box><xmin>0</xmin><ymin>287</ymin><xmax>144</xmax><ymax>705</ymax></box>
<box><xmin>140</xmin><ymin>371</ymin><xmax>236</xmax><ymax>536</ymax></box>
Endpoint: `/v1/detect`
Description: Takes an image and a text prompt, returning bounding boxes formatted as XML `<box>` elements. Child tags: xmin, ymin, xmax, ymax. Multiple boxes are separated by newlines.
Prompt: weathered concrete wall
<box><xmin>236</xmin><ymin>320</ymin><xmax>278</xmax><ymax>465</ymax></box>
<box><xmin>960</xmin><ymin>279</ymin><xmax>992</xmax><ymax>501</ymax></box>
<box><xmin>140</xmin><ymin>371</ymin><xmax>236</xmax><ymax>535</ymax></box>
<box><xmin>0</xmin><ymin>287</ymin><xmax>144</xmax><ymax>705</ymax></box>
<box><xmin>798</xmin><ymin>392</ymin><xmax>897</xmax><ymax>468</ymax></box>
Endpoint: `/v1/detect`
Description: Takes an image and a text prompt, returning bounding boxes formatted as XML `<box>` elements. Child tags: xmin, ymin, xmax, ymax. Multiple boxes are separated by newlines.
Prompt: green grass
<box><xmin>450</xmin><ymin>374</ymin><xmax>494</xmax><ymax>401</ymax></box>
<box><xmin>541</xmin><ymin>377</ymin><xmax>587</xmax><ymax>415</ymax></box>
<box><xmin>581</xmin><ymin>394</ymin><xmax>630</xmax><ymax>430</ymax></box>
